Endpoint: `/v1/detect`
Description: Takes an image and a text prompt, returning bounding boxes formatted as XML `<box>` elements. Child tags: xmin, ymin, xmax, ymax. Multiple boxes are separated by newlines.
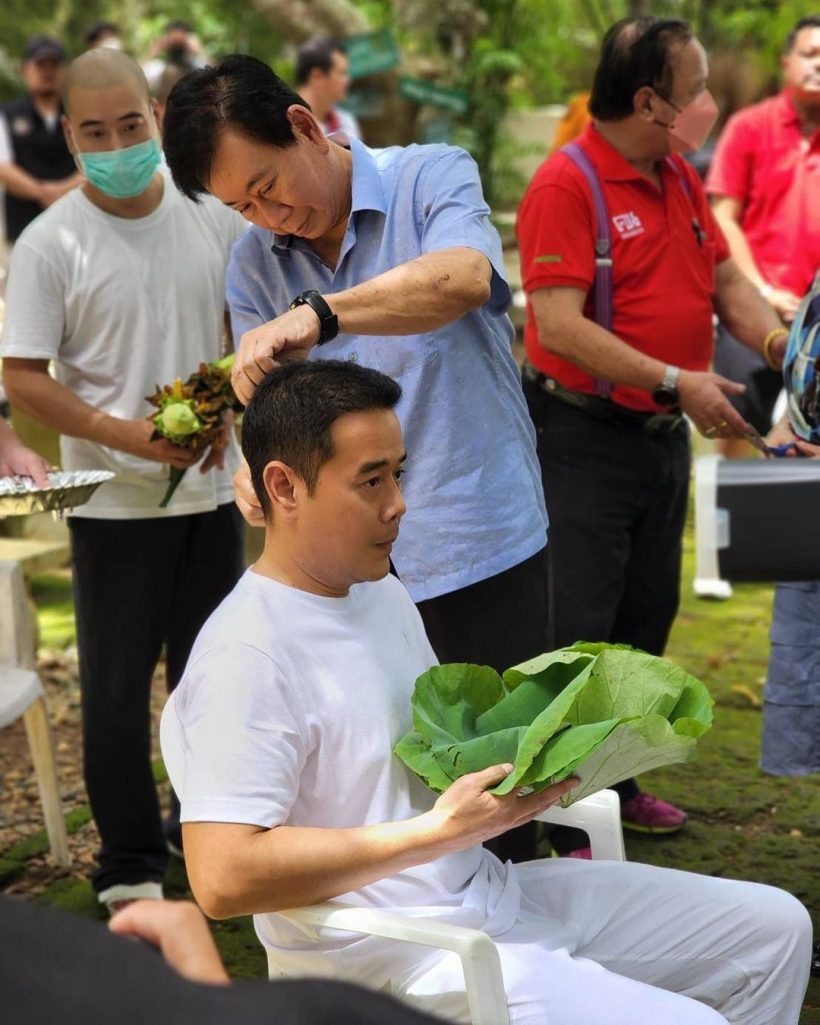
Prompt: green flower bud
<box><xmin>212</xmin><ymin>354</ymin><xmax>236</xmax><ymax>372</ymax></box>
<box><xmin>159</xmin><ymin>402</ymin><xmax>201</xmax><ymax>436</ymax></box>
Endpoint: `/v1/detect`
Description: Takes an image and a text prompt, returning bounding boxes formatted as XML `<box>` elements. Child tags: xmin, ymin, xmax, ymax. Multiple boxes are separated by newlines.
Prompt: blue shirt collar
<box><xmin>348</xmin><ymin>136</ymin><xmax>388</xmax><ymax>216</ymax></box>
<box><xmin>271</xmin><ymin>137</ymin><xmax>386</xmax><ymax>253</ymax></box>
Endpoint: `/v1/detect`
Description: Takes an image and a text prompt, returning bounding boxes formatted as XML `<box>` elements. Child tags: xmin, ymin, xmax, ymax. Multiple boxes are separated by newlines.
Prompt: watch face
<box><xmin>652</xmin><ymin>386</ymin><xmax>678</xmax><ymax>407</ymax></box>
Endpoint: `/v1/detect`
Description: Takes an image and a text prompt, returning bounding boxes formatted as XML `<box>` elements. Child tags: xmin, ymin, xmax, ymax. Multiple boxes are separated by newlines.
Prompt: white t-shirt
<box><xmin>162</xmin><ymin>570</ymin><xmax>518</xmax><ymax>986</ymax></box>
<box><xmin>0</xmin><ymin>114</ymin><xmax>13</xmax><ymax>164</ymax></box>
<box><xmin>0</xmin><ymin>170</ymin><xmax>247</xmax><ymax>518</ymax></box>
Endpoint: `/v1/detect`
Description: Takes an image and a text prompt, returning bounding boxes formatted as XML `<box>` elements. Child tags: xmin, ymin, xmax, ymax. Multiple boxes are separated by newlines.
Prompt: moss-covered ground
<box><xmin>4</xmin><ymin>520</ymin><xmax>818</xmax><ymax>1018</ymax></box>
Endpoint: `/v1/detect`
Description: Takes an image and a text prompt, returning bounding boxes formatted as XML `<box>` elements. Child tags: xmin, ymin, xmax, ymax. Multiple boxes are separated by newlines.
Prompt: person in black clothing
<box><xmin>0</xmin><ymin>37</ymin><xmax>81</xmax><ymax>244</ymax></box>
<box><xmin>0</xmin><ymin>895</ymin><xmax>447</xmax><ymax>1025</ymax></box>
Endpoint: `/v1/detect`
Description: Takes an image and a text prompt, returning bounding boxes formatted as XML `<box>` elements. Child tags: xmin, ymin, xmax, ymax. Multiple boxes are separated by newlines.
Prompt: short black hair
<box><xmin>241</xmin><ymin>360</ymin><xmax>403</xmax><ymax>517</ymax></box>
<box><xmin>84</xmin><ymin>21</ymin><xmax>120</xmax><ymax>46</ymax></box>
<box><xmin>589</xmin><ymin>17</ymin><xmax>693</xmax><ymax>121</ymax></box>
<box><xmin>162</xmin><ymin>55</ymin><xmax>306</xmax><ymax>200</ymax></box>
<box><xmin>165</xmin><ymin>20</ymin><xmax>194</xmax><ymax>34</ymax></box>
<box><xmin>295</xmin><ymin>37</ymin><xmax>345</xmax><ymax>86</ymax></box>
<box><xmin>784</xmin><ymin>15</ymin><xmax>820</xmax><ymax>54</ymax></box>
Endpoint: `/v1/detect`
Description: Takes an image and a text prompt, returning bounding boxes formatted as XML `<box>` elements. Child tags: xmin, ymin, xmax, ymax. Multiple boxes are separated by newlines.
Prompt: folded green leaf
<box><xmin>394</xmin><ymin>644</ymin><xmax>713</xmax><ymax>806</ymax></box>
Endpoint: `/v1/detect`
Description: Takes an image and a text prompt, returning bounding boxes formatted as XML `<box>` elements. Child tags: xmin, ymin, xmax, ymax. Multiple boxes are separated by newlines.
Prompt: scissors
<box><xmin>744</xmin><ymin>426</ymin><xmax>798</xmax><ymax>458</ymax></box>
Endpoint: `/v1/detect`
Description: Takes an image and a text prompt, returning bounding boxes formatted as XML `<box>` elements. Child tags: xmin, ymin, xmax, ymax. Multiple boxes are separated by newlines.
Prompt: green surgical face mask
<box><xmin>76</xmin><ymin>137</ymin><xmax>162</xmax><ymax>198</ymax></box>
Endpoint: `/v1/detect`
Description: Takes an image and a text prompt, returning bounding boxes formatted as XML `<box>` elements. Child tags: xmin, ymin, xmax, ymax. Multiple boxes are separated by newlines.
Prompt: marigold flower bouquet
<box><xmin>146</xmin><ymin>354</ymin><xmax>241</xmax><ymax>508</ymax></box>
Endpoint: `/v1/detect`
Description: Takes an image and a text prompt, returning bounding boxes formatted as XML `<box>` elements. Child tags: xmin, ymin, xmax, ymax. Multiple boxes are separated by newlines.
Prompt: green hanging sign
<box><xmin>398</xmin><ymin>76</ymin><xmax>469</xmax><ymax>116</ymax></box>
<box><xmin>345</xmin><ymin>29</ymin><xmax>400</xmax><ymax>79</ymax></box>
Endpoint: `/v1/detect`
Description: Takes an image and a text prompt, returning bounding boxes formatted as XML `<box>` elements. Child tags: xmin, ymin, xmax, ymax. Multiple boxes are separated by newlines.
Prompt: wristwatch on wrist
<box><xmin>652</xmin><ymin>365</ymin><xmax>681</xmax><ymax>407</ymax></box>
<box><xmin>288</xmin><ymin>289</ymin><xmax>339</xmax><ymax>346</ymax></box>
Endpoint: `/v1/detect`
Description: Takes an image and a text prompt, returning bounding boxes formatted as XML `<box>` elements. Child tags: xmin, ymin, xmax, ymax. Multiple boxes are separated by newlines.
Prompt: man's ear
<box><xmin>633</xmin><ymin>85</ymin><xmax>657</xmax><ymax>122</ymax></box>
<box><xmin>263</xmin><ymin>460</ymin><xmax>300</xmax><ymax>516</ymax></box>
<box><xmin>286</xmin><ymin>104</ymin><xmax>329</xmax><ymax>150</ymax></box>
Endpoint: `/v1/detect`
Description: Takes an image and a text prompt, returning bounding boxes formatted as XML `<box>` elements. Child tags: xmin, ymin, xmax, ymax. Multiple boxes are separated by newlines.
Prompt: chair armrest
<box><xmin>277</xmin><ymin>903</ymin><xmax>510</xmax><ymax>1025</ymax></box>
<box><xmin>535</xmin><ymin>788</ymin><xmax>626</xmax><ymax>861</ymax></box>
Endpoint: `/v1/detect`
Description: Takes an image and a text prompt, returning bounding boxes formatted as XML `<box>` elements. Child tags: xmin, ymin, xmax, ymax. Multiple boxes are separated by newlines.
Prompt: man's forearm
<box><xmin>185</xmin><ymin>813</ymin><xmax>452</xmax><ymax>919</ymax></box>
<box><xmin>713</xmin><ymin>270</ymin><xmax>783</xmax><ymax>356</ymax></box>
<box><xmin>713</xmin><ymin>214</ymin><xmax>765</xmax><ymax>288</ymax></box>
<box><xmin>326</xmin><ymin>247</ymin><xmax>492</xmax><ymax>336</ymax></box>
<box><xmin>0</xmin><ymin>163</ymin><xmax>44</xmax><ymax>203</ymax></box>
<box><xmin>534</xmin><ymin>309</ymin><xmax>667</xmax><ymax>390</ymax></box>
<box><xmin>3</xmin><ymin>363</ymin><xmax>118</xmax><ymax>446</ymax></box>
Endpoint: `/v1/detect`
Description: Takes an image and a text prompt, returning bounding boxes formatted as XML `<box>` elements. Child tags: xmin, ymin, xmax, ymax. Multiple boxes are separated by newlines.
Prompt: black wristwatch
<box><xmin>652</xmin><ymin>365</ymin><xmax>681</xmax><ymax>407</ymax></box>
<box><xmin>288</xmin><ymin>289</ymin><xmax>339</xmax><ymax>346</ymax></box>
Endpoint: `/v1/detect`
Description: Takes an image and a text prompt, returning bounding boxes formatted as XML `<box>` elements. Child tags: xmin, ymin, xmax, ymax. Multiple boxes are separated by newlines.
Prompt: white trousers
<box><xmin>400</xmin><ymin>860</ymin><xmax>812</xmax><ymax>1025</ymax></box>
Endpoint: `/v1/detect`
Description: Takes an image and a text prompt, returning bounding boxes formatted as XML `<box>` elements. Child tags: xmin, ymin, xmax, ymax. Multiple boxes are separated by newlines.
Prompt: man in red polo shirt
<box><xmin>517</xmin><ymin>16</ymin><xmax>786</xmax><ymax>852</ymax></box>
<box><xmin>706</xmin><ymin>15</ymin><xmax>820</xmax><ymax>457</ymax></box>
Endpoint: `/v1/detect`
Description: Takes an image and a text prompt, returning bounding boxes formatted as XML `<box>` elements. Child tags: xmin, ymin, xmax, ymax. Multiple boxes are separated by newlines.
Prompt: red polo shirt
<box><xmin>705</xmin><ymin>90</ymin><xmax>820</xmax><ymax>296</ymax></box>
<box><xmin>518</xmin><ymin>124</ymin><xmax>729</xmax><ymax>412</ymax></box>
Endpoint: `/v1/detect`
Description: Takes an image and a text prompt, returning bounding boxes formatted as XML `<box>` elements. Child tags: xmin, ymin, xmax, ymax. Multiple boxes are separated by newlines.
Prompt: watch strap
<box><xmin>662</xmin><ymin>365</ymin><xmax>680</xmax><ymax>391</ymax></box>
<box><xmin>288</xmin><ymin>290</ymin><xmax>339</xmax><ymax>346</ymax></box>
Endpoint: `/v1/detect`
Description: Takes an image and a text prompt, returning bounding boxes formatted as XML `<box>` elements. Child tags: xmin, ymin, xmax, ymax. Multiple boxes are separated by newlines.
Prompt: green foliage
<box><xmin>395</xmin><ymin>644</ymin><xmax>713</xmax><ymax>804</ymax></box>
<box><xmin>0</xmin><ymin>0</ymin><xmax>287</xmax><ymax>101</ymax></box>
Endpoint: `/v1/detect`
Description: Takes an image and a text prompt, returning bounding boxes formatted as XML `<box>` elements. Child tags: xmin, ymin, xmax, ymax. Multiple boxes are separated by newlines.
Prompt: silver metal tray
<box><xmin>0</xmin><ymin>470</ymin><xmax>116</xmax><ymax>517</ymax></box>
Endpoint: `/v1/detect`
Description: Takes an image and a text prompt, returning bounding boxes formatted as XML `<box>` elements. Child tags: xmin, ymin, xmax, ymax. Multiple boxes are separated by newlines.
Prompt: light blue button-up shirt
<box><xmin>227</xmin><ymin>139</ymin><xmax>547</xmax><ymax>602</ymax></box>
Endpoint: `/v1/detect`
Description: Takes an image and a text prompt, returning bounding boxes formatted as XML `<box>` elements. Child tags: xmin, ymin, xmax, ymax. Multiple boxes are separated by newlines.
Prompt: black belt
<box><xmin>523</xmin><ymin>364</ymin><xmax>684</xmax><ymax>436</ymax></box>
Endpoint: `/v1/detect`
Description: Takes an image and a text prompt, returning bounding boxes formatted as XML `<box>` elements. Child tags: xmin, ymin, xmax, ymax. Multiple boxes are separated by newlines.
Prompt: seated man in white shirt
<box><xmin>162</xmin><ymin>360</ymin><xmax>812</xmax><ymax>1025</ymax></box>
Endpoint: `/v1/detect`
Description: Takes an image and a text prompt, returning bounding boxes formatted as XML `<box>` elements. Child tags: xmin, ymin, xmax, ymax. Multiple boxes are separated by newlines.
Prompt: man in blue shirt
<box><xmin>163</xmin><ymin>55</ymin><xmax>548</xmax><ymax>862</ymax></box>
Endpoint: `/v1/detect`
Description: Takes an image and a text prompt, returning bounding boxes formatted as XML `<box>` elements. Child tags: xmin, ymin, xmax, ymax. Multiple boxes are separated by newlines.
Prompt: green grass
<box><xmin>15</xmin><ymin>527</ymin><xmax>820</xmax><ymax>1017</ymax></box>
<box><xmin>29</xmin><ymin>571</ymin><xmax>75</xmax><ymax>649</ymax></box>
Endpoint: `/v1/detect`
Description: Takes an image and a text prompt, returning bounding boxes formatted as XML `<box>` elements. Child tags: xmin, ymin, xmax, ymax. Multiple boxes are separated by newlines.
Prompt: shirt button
<box><xmin>347</xmin><ymin>353</ymin><xmax>358</xmax><ymax>362</ymax></box>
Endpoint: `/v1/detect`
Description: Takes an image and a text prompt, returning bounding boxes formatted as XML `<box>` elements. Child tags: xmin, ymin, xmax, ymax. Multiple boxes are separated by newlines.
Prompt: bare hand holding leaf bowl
<box><xmin>395</xmin><ymin>643</ymin><xmax>713</xmax><ymax>806</ymax></box>
<box><xmin>146</xmin><ymin>354</ymin><xmax>242</xmax><ymax>507</ymax></box>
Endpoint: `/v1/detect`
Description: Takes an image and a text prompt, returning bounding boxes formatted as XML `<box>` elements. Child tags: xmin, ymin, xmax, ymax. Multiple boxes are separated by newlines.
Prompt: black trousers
<box><xmin>416</xmin><ymin>547</ymin><xmax>550</xmax><ymax>863</ymax></box>
<box><xmin>524</xmin><ymin>377</ymin><xmax>690</xmax><ymax>830</ymax></box>
<box><xmin>70</xmin><ymin>504</ymin><xmax>244</xmax><ymax>893</ymax></box>
<box><xmin>0</xmin><ymin>896</ymin><xmax>445</xmax><ymax>1025</ymax></box>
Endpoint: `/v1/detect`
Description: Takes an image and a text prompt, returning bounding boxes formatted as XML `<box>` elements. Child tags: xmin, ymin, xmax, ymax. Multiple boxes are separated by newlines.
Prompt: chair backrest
<box><xmin>0</xmin><ymin>560</ymin><xmax>36</xmax><ymax>669</ymax></box>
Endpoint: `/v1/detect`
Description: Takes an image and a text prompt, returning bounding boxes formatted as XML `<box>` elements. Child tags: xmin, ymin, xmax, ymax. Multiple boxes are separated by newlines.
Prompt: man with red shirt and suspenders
<box><xmin>517</xmin><ymin>16</ymin><xmax>786</xmax><ymax>854</ymax></box>
<box><xmin>706</xmin><ymin>15</ymin><xmax>820</xmax><ymax>457</ymax></box>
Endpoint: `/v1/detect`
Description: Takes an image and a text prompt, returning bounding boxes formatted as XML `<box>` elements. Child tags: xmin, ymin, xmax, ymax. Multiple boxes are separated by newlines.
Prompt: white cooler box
<box><xmin>694</xmin><ymin>455</ymin><xmax>820</xmax><ymax>591</ymax></box>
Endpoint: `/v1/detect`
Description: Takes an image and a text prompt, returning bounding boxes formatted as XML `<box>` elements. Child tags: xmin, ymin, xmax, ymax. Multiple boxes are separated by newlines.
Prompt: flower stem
<box><xmin>159</xmin><ymin>466</ymin><xmax>187</xmax><ymax>508</ymax></box>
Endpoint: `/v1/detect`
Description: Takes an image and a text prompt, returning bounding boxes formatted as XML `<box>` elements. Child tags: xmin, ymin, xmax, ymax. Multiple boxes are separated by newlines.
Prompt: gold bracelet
<box><xmin>762</xmin><ymin>327</ymin><xmax>788</xmax><ymax>371</ymax></box>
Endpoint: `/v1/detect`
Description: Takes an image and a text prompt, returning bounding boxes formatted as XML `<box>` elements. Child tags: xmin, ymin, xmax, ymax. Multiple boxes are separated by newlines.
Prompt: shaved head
<box><xmin>63</xmin><ymin>49</ymin><xmax>150</xmax><ymax>115</ymax></box>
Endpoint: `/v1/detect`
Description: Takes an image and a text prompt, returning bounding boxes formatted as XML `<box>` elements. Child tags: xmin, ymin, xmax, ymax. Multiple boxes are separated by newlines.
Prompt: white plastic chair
<box><xmin>161</xmin><ymin>696</ymin><xmax>624</xmax><ymax>1024</ymax></box>
<box><xmin>271</xmin><ymin>790</ymin><xmax>625</xmax><ymax>1025</ymax></box>
<box><xmin>0</xmin><ymin>559</ymin><xmax>70</xmax><ymax>866</ymax></box>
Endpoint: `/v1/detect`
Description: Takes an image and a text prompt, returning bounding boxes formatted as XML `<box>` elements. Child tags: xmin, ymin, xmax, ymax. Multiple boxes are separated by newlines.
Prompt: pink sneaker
<box><xmin>621</xmin><ymin>792</ymin><xmax>687</xmax><ymax>834</ymax></box>
<box><xmin>561</xmin><ymin>846</ymin><xmax>592</xmax><ymax>859</ymax></box>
